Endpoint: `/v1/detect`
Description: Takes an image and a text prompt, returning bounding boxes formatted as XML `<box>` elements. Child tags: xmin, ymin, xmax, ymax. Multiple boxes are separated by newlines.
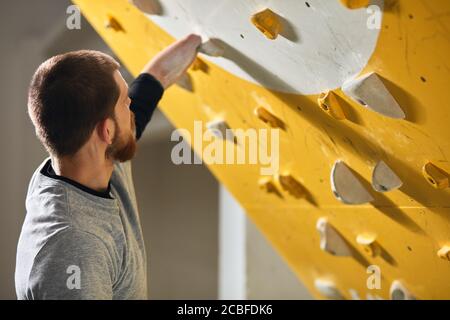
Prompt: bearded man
<box><xmin>15</xmin><ymin>34</ymin><xmax>202</xmax><ymax>300</ymax></box>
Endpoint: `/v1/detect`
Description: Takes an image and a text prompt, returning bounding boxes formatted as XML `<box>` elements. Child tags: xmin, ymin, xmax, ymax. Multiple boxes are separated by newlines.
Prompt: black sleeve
<box><xmin>128</xmin><ymin>73</ymin><xmax>164</xmax><ymax>140</ymax></box>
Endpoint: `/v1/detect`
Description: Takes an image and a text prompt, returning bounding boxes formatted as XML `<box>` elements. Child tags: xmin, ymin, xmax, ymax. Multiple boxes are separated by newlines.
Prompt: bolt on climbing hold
<box><xmin>390</xmin><ymin>281</ymin><xmax>416</xmax><ymax>300</ymax></box>
<box><xmin>191</xmin><ymin>58</ymin><xmax>208</xmax><ymax>73</ymax></box>
<box><xmin>422</xmin><ymin>162</ymin><xmax>449</xmax><ymax>189</ymax></box>
<box><xmin>251</xmin><ymin>8</ymin><xmax>282</xmax><ymax>40</ymax></box>
<box><xmin>342</xmin><ymin>72</ymin><xmax>406</xmax><ymax>119</ymax></box>
<box><xmin>314</xmin><ymin>279</ymin><xmax>345</xmax><ymax>300</ymax></box>
<box><xmin>316</xmin><ymin>218</ymin><xmax>353</xmax><ymax>257</ymax></box>
<box><xmin>372</xmin><ymin>160</ymin><xmax>403</xmax><ymax>192</ymax></box>
<box><xmin>105</xmin><ymin>16</ymin><xmax>124</xmax><ymax>32</ymax></box>
<box><xmin>129</xmin><ymin>0</ymin><xmax>162</xmax><ymax>15</ymax></box>
<box><xmin>254</xmin><ymin>107</ymin><xmax>285</xmax><ymax>129</ymax></box>
<box><xmin>339</xmin><ymin>0</ymin><xmax>370</xmax><ymax>9</ymax></box>
<box><xmin>356</xmin><ymin>234</ymin><xmax>381</xmax><ymax>257</ymax></box>
<box><xmin>331</xmin><ymin>160</ymin><xmax>374</xmax><ymax>205</ymax></box>
<box><xmin>437</xmin><ymin>246</ymin><xmax>450</xmax><ymax>261</ymax></box>
<box><xmin>278</xmin><ymin>174</ymin><xmax>306</xmax><ymax>199</ymax></box>
<box><xmin>199</xmin><ymin>39</ymin><xmax>225</xmax><ymax>57</ymax></box>
<box><xmin>317</xmin><ymin>91</ymin><xmax>346</xmax><ymax>120</ymax></box>
<box><xmin>259</xmin><ymin>178</ymin><xmax>282</xmax><ymax>198</ymax></box>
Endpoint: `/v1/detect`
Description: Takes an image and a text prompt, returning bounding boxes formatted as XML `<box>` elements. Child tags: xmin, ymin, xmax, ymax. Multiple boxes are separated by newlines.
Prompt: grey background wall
<box><xmin>0</xmin><ymin>1</ymin><xmax>69</xmax><ymax>299</ymax></box>
<box><xmin>0</xmin><ymin>0</ymin><xmax>311</xmax><ymax>300</ymax></box>
<box><xmin>133</xmin><ymin>137</ymin><xmax>219</xmax><ymax>299</ymax></box>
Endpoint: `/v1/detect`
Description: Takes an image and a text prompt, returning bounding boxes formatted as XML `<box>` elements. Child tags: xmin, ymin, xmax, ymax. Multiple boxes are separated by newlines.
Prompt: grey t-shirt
<box><xmin>15</xmin><ymin>158</ymin><xmax>147</xmax><ymax>300</ymax></box>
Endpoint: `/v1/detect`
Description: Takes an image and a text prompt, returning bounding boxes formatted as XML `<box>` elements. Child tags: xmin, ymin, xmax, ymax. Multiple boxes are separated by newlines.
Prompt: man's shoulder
<box><xmin>25</xmin><ymin>159</ymin><xmax>109</xmax><ymax>238</ymax></box>
<box><xmin>112</xmin><ymin>161</ymin><xmax>135</xmax><ymax>195</ymax></box>
<box><xmin>26</xmin><ymin>158</ymin><xmax>71</xmax><ymax>221</ymax></box>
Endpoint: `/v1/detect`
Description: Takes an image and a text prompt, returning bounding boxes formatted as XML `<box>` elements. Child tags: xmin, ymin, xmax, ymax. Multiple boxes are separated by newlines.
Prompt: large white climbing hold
<box><xmin>372</xmin><ymin>160</ymin><xmax>403</xmax><ymax>192</ymax></box>
<box><xmin>341</xmin><ymin>72</ymin><xmax>406</xmax><ymax>119</ymax></box>
<box><xmin>331</xmin><ymin>161</ymin><xmax>374</xmax><ymax>204</ymax></box>
<box><xmin>145</xmin><ymin>0</ymin><xmax>382</xmax><ymax>94</ymax></box>
<box><xmin>390</xmin><ymin>281</ymin><xmax>416</xmax><ymax>300</ymax></box>
<box><xmin>314</xmin><ymin>279</ymin><xmax>345</xmax><ymax>300</ymax></box>
<box><xmin>316</xmin><ymin>218</ymin><xmax>352</xmax><ymax>257</ymax></box>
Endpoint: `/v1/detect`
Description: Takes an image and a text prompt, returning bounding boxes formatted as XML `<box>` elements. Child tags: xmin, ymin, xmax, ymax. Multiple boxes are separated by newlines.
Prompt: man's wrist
<box><xmin>144</xmin><ymin>68</ymin><xmax>168</xmax><ymax>89</ymax></box>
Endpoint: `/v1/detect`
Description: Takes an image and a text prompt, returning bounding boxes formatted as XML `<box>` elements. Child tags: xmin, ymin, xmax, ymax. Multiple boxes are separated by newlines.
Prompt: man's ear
<box><xmin>97</xmin><ymin>118</ymin><xmax>115</xmax><ymax>145</ymax></box>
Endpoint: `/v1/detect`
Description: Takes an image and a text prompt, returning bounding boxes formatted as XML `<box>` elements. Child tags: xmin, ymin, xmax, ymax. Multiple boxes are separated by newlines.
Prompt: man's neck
<box><xmin>51</xmin><ymin>153</ymin><xmax>114</xmax><ymax>193</ymax></box>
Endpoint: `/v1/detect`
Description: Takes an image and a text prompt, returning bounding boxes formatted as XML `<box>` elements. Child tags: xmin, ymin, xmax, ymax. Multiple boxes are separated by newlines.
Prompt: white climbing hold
<box><xmin>437</xmin><ymin>245</ymin><xmax>450</xmax><ymax>261</ymax></box>
<box><xmin>356</xmin><ymin>233</ymin><xmax>381</xmax><ymax>257</ymax></box>
<box><xmin>206</xmin><ymin>119</ymin><xmax>234</xmax><ymax>141</ymax></box>
<box><xmin>372</xmin><ymin>160</ymin><xmax>403</xmax><ymax>192</ymax></box>
<box><xmin>316</xmin><ymin>218</ymin><xmax>352</xmax><ymax>257</ymax></box>
<box><xmin>349</xmin><ymin>289</ymin><xmax>361</xmax><ymax>300</ymax></box>
<box><xmin>390</xmin><ymin>280</ymin><xmax>416</xmax><ymax>300</ymax></box>
<box><xmin>331</xmin><ymin>161</ymin><xmax>374</xmax><ymax>204</ymax></box>
<box><xmin>314</xmin><ymin>279</ymin><xmax>345</xmax><ymax>300</ymax></box>
<box><xmin>199</xmin><ymin>39</ymin><xmax>225</xmax><ymax>57</ymax></box>
<box><xmin>341</xmin><ymin>72</ymin><xmax>406</xmax><ymax>119</ymax></box>
<box><xmin>366</xmin><ymin>293</ymin><xmax>384</xmax><ymax>300</ymax></box>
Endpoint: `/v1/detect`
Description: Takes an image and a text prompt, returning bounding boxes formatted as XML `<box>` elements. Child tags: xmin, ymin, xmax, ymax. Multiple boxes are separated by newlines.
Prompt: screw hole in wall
<box><xmin>356</xmin><ymin>99</ymin><xmax>367</xmax><ymax>106</ymax></box>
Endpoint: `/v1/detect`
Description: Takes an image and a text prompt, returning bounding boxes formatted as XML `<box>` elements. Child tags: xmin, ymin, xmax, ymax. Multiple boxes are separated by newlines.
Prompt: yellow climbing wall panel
<box><xmin>73</xmin><ymin>0</ymin><xmax>450</xmax><ymax>299</ymax></box>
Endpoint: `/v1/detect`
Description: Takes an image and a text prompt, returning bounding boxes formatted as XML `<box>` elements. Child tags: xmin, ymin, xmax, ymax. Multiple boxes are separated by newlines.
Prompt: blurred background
<box><xmin>0</xmin><ymin>0</ymin><xmax>311</xmax><ymax>299</ymax></box>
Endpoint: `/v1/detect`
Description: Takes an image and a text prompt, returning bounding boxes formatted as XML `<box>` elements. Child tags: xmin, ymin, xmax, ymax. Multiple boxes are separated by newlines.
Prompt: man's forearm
<box><xmin>128</xmin><ymin>34</ymin><xmax>202</xmax><ymax>140</ymax></box>
<box><xmin>129</xmin><ymin>73</ymin><xmax>164</xmax><ymax>140</ymax></box>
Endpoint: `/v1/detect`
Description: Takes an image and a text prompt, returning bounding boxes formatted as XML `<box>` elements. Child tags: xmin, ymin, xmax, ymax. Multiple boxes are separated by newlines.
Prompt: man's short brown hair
<box><xmin>28</xmin><ymin>50</ymin><xmax>121</xmax><ymax>157</ymax></box>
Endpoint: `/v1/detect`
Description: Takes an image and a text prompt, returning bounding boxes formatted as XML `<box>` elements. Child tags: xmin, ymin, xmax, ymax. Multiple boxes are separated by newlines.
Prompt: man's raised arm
<box><xmin>129</xmin><ymin>34</ymin><xmax>202</xmax><ymax>140</ymax></box>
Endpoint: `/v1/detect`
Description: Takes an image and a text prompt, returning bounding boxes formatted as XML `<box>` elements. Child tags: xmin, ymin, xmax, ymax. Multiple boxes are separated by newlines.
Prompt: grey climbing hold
<box><xmin>206</xmin><ymin>119</ymin><xmax>234</xmax><ymax>142</ymax></box>
<box><xmin>342</xmin><ymin>72</ymin><xmax>406</xmax><ymax>119</ymax></box>
<box><xmin>372</xmin><ymin>160</ymin><xmax>403</xmax><ymax>192</ymax></box>
<box><xmin>331</xmin><ymin>160</ymin><xmax>374</xmax><ymax>204</ymax></box>
<box><xmin>316</xmin><ymin>218</ymin><xmax>352</xmax><ymax>257</ymax></box>
<box><xmin>314</xmin><ymin>279</ymin><xmax>345</xmax><ymax>300</ymax></box>
<box><xmin>390</xmin><ymin>280</ymin><xmax>416</xmax><ymax>300</ymax></box>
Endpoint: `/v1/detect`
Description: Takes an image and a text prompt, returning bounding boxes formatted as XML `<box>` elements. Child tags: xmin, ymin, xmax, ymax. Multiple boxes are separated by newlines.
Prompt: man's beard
<box><xmin>106</xmin><ymin>115</ymin><xmax>137</xmax><ymax>162</ymax></box>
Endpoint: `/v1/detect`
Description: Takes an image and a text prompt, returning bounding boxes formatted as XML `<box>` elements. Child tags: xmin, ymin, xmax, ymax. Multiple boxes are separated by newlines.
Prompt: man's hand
<box><xmin>142</xmin><ymin>34</ymin><xmax>202</xmax><ymax>89</ymax></box>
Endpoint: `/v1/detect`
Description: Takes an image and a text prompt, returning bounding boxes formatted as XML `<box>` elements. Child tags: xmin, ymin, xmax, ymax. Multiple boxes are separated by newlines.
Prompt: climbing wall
<box><xmin>73</xmin><ymin>0</ymin><xmax>450</xmax><ymax>299</ymax></box>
